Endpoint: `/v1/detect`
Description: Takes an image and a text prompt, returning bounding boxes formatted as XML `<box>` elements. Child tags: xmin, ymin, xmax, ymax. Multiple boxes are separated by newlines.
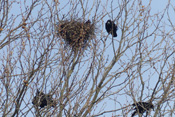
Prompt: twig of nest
<box><xmin>57</xmin><ymin>19</ymin><xmax>95</xmax><ymax>51</ymax></box>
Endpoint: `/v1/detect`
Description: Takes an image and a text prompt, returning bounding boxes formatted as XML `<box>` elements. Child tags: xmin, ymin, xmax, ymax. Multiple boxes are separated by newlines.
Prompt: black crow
<box><xmin>132</xmin><ymin>102</ymin><xmax>154</xmax><ymax>117</ymax></box>
<box><xmin>105</xmin><ymin>20</ymin><xmax>118</xmax><ymax>37</ymax></box>
<box><xmin>32</xmin><ymin>90</ymin><xmax>56</xmax><ymax>108</ymax></box>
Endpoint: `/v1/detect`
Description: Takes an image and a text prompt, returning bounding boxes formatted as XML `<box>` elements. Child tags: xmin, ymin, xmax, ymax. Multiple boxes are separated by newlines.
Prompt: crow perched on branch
<box><xmin>105</xmin><ymin>20</ymin><xmax>118</xmax><ymax>37</ymax></box>
<box><xmin>32</xmin><ymin>90</ymin><xmax>56</xmax><ymax>108</ymax></box>
<box><xmin>131</xmin><ymin>102</ymin><xmax>154</xmax><ymax>117</ymax></box>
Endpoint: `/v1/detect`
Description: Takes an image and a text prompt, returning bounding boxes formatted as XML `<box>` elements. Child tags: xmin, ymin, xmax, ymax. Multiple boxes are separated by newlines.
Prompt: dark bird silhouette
<box><xmin>85</xmin><ymin>20</ymin><xmax>91</xmax><ymax>25</ymax></box>
<box><xmin>32</xmin><ymin>90</ymin><xmax>56</xmax><ymax>108</ymax></box>
<box><xmin>131</xmin><ymin>102</ymin><xmax>154</xmax><ymax>117</ymax></box>
<box><xmin>105</xmin><ymin>20</ymin><xmax>118</xmax><ymax>37</ymax></box>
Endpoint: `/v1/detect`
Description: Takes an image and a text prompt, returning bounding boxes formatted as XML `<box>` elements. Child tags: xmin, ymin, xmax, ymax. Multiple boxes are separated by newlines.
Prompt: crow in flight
<box><xmin>105</xmin><ymin>20</ymin><xmax>118</xmax><ymax>37</ymax></box>
<box><xmin>132</xmin><ymin>101</ymin><xmax>154</xmax><ymax>117</ymax></box>
<box><xmin>32</xmin><ymin>90</ymin><xmax>56</xmax><ymax>108</ymax></box>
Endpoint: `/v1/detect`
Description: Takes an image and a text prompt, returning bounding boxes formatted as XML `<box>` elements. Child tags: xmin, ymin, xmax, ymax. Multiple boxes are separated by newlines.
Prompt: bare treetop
<box><xmin>0</xmin><ymin>0</ymin><xmax>175</xmax><ymax>117</ymax></box>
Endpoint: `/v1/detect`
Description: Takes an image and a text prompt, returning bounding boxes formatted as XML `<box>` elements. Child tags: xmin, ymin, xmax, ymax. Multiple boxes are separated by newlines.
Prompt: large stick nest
<box><xmin>57</xmin><ymin>19</ymin><xmax>95</xmax><ymax>51</ymax></box>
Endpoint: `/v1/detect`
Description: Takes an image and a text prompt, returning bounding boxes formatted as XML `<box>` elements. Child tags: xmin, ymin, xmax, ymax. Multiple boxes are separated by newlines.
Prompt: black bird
<box><xmin>32</xmin><ymin>90</ymin><xmax>56</xmax><ymax>108</ymax></box>
<box><xmin>85</xmin><ymin>20</ymin><xmax>91</xmax><ymax>25</ymax></box>
<box><xmin>105</xmin><ymin>20</ymin><xmax>118</xmax><ymax>37</ymax></box>
<box><xmin>131</xmin><ymin>102</ymin><xmax>154</xmax><ymax>117</ymax></box>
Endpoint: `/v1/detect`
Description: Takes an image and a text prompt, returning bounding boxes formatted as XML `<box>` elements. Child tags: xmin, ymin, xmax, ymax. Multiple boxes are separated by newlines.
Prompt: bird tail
<box><xmin>131</xmin><ymin>111</ymin><xmax>136</xmax><ymax>117</ymax></box>
<box><xmin>113</xmin><ymin>32</ymin><xmax>117</xmax><ymax>37</ymax></box>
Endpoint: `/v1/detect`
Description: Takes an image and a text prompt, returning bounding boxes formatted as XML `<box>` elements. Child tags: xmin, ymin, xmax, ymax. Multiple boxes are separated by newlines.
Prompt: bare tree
<box><xmin>0</xmin><ymin>0</ymin><xmax>175</xmax><ymax>117</ymax></box>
